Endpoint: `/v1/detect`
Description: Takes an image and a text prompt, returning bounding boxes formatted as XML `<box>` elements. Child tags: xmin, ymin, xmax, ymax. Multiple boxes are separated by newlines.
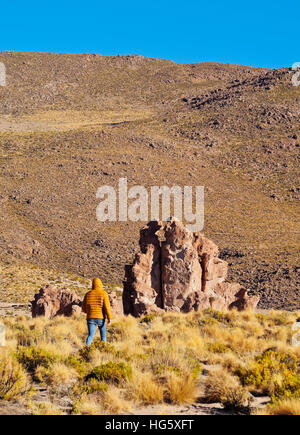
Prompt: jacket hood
<box><xmin>92</xmin><ymin>277</ymin><xmax>103</xmax><ymax>291</ymax></box>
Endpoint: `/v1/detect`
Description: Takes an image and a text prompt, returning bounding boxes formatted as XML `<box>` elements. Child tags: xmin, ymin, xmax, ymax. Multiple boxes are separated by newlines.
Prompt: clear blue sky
<box><xmin>0</xmin><ymin>1</ymin><xmax>298</xmax><ymax>68</ymax></box>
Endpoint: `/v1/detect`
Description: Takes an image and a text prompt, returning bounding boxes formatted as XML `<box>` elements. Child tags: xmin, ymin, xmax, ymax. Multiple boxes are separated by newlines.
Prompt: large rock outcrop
<box><xmin>31</xmin><ymin>285</ymin><xmax>82</xmax><ymax>318</ymax></box>
<box><xmin>123</xmin><ymin>218</ymin><xmax>259</xmax><ymax>316</ymax></box>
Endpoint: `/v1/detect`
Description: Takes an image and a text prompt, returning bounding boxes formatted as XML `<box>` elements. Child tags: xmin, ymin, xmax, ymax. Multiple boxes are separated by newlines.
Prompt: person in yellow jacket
<box><xmin>82</xmin><ymin>277</ymin><xmax>112</xmax><ymax>346</ymax></box>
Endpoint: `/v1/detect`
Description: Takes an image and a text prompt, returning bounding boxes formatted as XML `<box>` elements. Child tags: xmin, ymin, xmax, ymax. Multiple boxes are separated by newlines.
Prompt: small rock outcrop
<box><xmin>31</xmin><ymin>285</ymin><xmax>82</xmax><ymax>318</ymax></box>
<box><xmin>108</xmin><ymin>290</ymin><xmax>124</xmax><ymax>316</ymax></box>
<box><xmin>123</xmin><ymin>218</ymin><xmax>259</xmax><ymax>316</ymax></box>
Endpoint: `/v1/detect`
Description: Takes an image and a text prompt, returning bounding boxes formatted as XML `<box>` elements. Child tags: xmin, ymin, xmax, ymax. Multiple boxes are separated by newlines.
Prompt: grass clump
<box><xmin>72</xmin><ymin>378</ymin><xmax>108</xmax><ymax>397</ymax></box>
<box><xmin>164</xmin><ymin>372</ymin><xmax>198</xmax><ymax>404</ymax></box>
<box><xmin>35</xmin><ymin>362</ymin><xmax>78</xmax><ymax>388</ymax></box>
<box><xmin>237</xmin><ymin>349</ymin><xmax>300</xmax><ymax>401</ymax></box>
<box><xmin>65</xmin><ymin>355</ymin><xmax>91</xmax><ymax>377</ymax></box>
<box><xmin>78</xmin><ymin>340</ymin><xmax>118</xmax><ymax>362</ymax></box>
<box><xmin>203</xmin><ymin>308</ymin><xmax>233</xmax><ymax>325</ymax></box>
<box><xmin>139</xmin><ymin>314</ymin><xmax>156</xmax><ymax>324</ymax></box>
<box><xmin>255</xmin><ymin>398</ymin><xmax>300</xmax><ymax>415</ymax></box>
<box><xmin>127</xmin><ymin>370</ymin><xmax>165</xmax><ymax>405</ymax></box>
<box><xmin>205</xmin><ymin>367</ymin><xmax>252</xmax><ymax>412</ymax></box>
<box><xmin>85</xmin><ymin>361</ymin><xmax>132</xmax><ymax>384</ymax></box>
<box><xmin>207</xmin><ymin>343</ymin><xmax>230</xmax><ymax>354</ymax></box>
<box><xmin>16</xmin><ymin>345</ymin><xmax>61</xmax><ymax>372</ymax></box>
<box><xmin>28</xmin><ymin>401</ymin><xmax>63</xmax><ymax>415</ymax></box>
<box><xmin>72</xmin><ymin>397</ymin><xmax>102</xmax><ymax>415</ymax></box>
<box><xmin>0</xmin><ymin>353</ymin><xmax>31</xmax><ymax>400</ymax></box>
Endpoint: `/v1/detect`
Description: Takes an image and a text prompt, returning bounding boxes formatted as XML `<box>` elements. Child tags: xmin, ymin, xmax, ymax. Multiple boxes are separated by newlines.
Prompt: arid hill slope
<box><xmin>0</xmin><ymin>52</ymin><xmax>299</xmax><ymax>309</ymax></box>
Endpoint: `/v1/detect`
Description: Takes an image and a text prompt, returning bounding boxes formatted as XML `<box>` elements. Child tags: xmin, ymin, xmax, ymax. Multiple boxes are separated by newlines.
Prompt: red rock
<box><xmin>31</xmin><ymin>285</ymin><xmax>82</xmax><ymax>318</ymax></box>
<box><xmin>123</xmin><ymin>221</ymin><xmax>164</xmax><ymax>316</ymax></box>
<box><xmin>108</xmin><ymin>291</ymin><xmax>123</xmax><ymax>316</ymax></box>
<box><xmin>123</xmin><ymin>218</ymin><xmax>259</xmax><ymax>316</ymax></box>
<box><xmin>161</xmin><ymin>219</ymin><xmax>203</xmax><ymax>311</ymax></box>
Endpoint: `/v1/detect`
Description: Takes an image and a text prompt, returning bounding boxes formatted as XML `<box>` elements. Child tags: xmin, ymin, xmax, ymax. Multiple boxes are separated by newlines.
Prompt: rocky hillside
<box><xmin>0</xmin><ymin>52</ymin><xmax>299</xmax><ymax>310</ymax></box>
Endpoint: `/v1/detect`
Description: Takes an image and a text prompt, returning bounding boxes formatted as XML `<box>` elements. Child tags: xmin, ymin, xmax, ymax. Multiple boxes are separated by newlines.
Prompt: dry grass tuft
<box><xmin>74</xmin><ymin>396</ymin><xmax>103</xmax><ymax>415</ymax></box>
<box><xmin>128</xmin><ymin>369</ymin><xmax>165</xmax><ymax>405</ymax></box>
<box><xmin>0</xmin><ymin>352</ymin><xmax>31</xmax><ymax>400</ymax></box>
<box><xmin>255</xmin><ymin>398</ymin><xmax>300</xmax><ymax>415</ymax></box>
<box><xmin>39</xmin><ymin>362</ymin><xmax>79</xmax><ymax>387</ymax></box>
<box><xmin>28</xmin><ymin>401</ymin><xmax>63</xmax><ymax>415</ymax></box>
<box><xmin>204</xmin><ymin>367</ymin><xmax>252</xmax><ymax>411</ymax></box>
<box><xmin>165</xmin><ymin>372</ymin><xmax>198</xmax><ymax>404</ymax></box>
<box><xmin>103</xmin><ymin>386</ymin><xmax>133</xmax><ymax>414</ymax></box>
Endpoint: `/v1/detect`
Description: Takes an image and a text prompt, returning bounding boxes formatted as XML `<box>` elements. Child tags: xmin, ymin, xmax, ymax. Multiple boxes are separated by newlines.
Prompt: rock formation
<box><xmin>108</xmin><ymin>289</ymin><xmax>124</xmax><ymax>316</ymax></box>
<box><xmin>123</xmin><ymin>218</ymin><xmax>259</xmax><ymax>316</ymax></box>
<box><xmin>31</xmin><ymin>284</ymin><xmax>123</xmax><ymax>319</ymax></box>
<box><xmin>31</xmin><ymin>285</ymin><xmax>82</xmax><ymax>319</ymax></box>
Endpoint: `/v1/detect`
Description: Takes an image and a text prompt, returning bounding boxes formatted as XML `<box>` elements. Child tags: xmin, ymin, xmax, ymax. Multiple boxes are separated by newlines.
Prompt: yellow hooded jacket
<box><xmin>82</xmin><ymin>278</ymin><xmax>112</xmax><ymax>320</ymax></box>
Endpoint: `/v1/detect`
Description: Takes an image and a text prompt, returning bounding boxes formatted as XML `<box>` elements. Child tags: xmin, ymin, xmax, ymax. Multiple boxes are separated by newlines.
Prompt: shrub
<box><xmin>205</xmin><ymin>367</ymin><xmax>252</xmax><ymax>412</ymax></box>
<box><xmin>152</xmin><ymin>361</ymin><xmax>181</xmax><ymax>376</ymax></box>
<box><xmin>34</xmin><ymin>365</ymin><xmax>50</xmax><ymax>384</ymax></box>
<box><xmin>139</xmin><ymin>314</ymin><xmax>156</xmax><ymax>324</ymax></box>
<box><xmin>0</xmin><ymin>354</ymin><xmax>31</xmax><ymax>400</ymax></box>
<box><xmin>78</xmin><ymin>340</ymin><xmax>117</xmax><ymax>362</ymax></box>
<box><xmin>72</xmin><ymin>378</ymin><xmax>108</xmax><ymax>396</ymax></box>
<box><xmin>16</xmin><ymin>346</ymin><xmax>60</xmax><ymax>372</ymax></box>
<box><xmin>237</xmin><ymin>349</ymin><xmax>300</xmax><ymax>400</ymax></box>
<box><xmin>255</xmin><ymin>313</ymin><xmax>268</xmax><ymax>324</ymax></box>
<box><xmin>203</xmin><ymin>309</ymin><xmax>232</xmax><ymax>325</ymax></box>
<box><xmin>65</xmin><ymin>355</ymin><xmax>91</xmax><ymax>377</ymax></box>
<box><xmin>36</xmin><ymin>362</ymin><xmax>79</xmax><ymax>387</ymax></box>
<box><xmin>207</xmin><ymin>343</ymin><xmax>230</xmax><ymax>354</ymax></box>
<box><xmin>152</xmin><ymin>359</ymin><xmax>202</xmax><ymax>379</ymax></box>
<box><xmin>78</xmin><ymin>345</ymin><xmax>94</xmax><ymax>362</ymax></box>
<box><xmin>85</xmin><ymin>361</ymin><xmax>132</xmax><ymax>384</ymax></box>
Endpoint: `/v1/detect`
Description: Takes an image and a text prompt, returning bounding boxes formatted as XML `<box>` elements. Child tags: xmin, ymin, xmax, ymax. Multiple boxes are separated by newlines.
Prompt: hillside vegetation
<box><xmin>0</xmin><ymin>309</ymin><xmax>300</xmax><ymax>415</ymax></box>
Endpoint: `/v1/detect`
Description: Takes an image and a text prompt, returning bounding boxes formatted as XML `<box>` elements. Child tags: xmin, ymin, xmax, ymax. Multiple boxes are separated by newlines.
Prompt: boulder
<box><xmin>108</xmin><ymin>291</ymin><xmax>124</xmax><ymax>316</ymax></box>
<box><xmin>31</xmin><ymin>285</ymin><xmax>82</xmax><ymax>319</ymax></box>
<box><xmin>123</xmin><ymin>218</ymin><xmax>259</xmax><ymax>316</ymax></box>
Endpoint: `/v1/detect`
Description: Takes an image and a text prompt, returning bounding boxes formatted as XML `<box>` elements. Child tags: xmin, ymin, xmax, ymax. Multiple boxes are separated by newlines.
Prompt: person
<box><xmin>81</xmin><ymin>277</ymin><xmax>112</xmax><ymax>346</ymax></box>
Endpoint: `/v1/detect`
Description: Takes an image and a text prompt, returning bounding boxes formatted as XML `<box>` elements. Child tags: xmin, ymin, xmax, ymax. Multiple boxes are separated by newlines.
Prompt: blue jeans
<box><xmin>86</xmin><ymin>318</ymin><xmax>106</xmax><ymax>346</ymax></box>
